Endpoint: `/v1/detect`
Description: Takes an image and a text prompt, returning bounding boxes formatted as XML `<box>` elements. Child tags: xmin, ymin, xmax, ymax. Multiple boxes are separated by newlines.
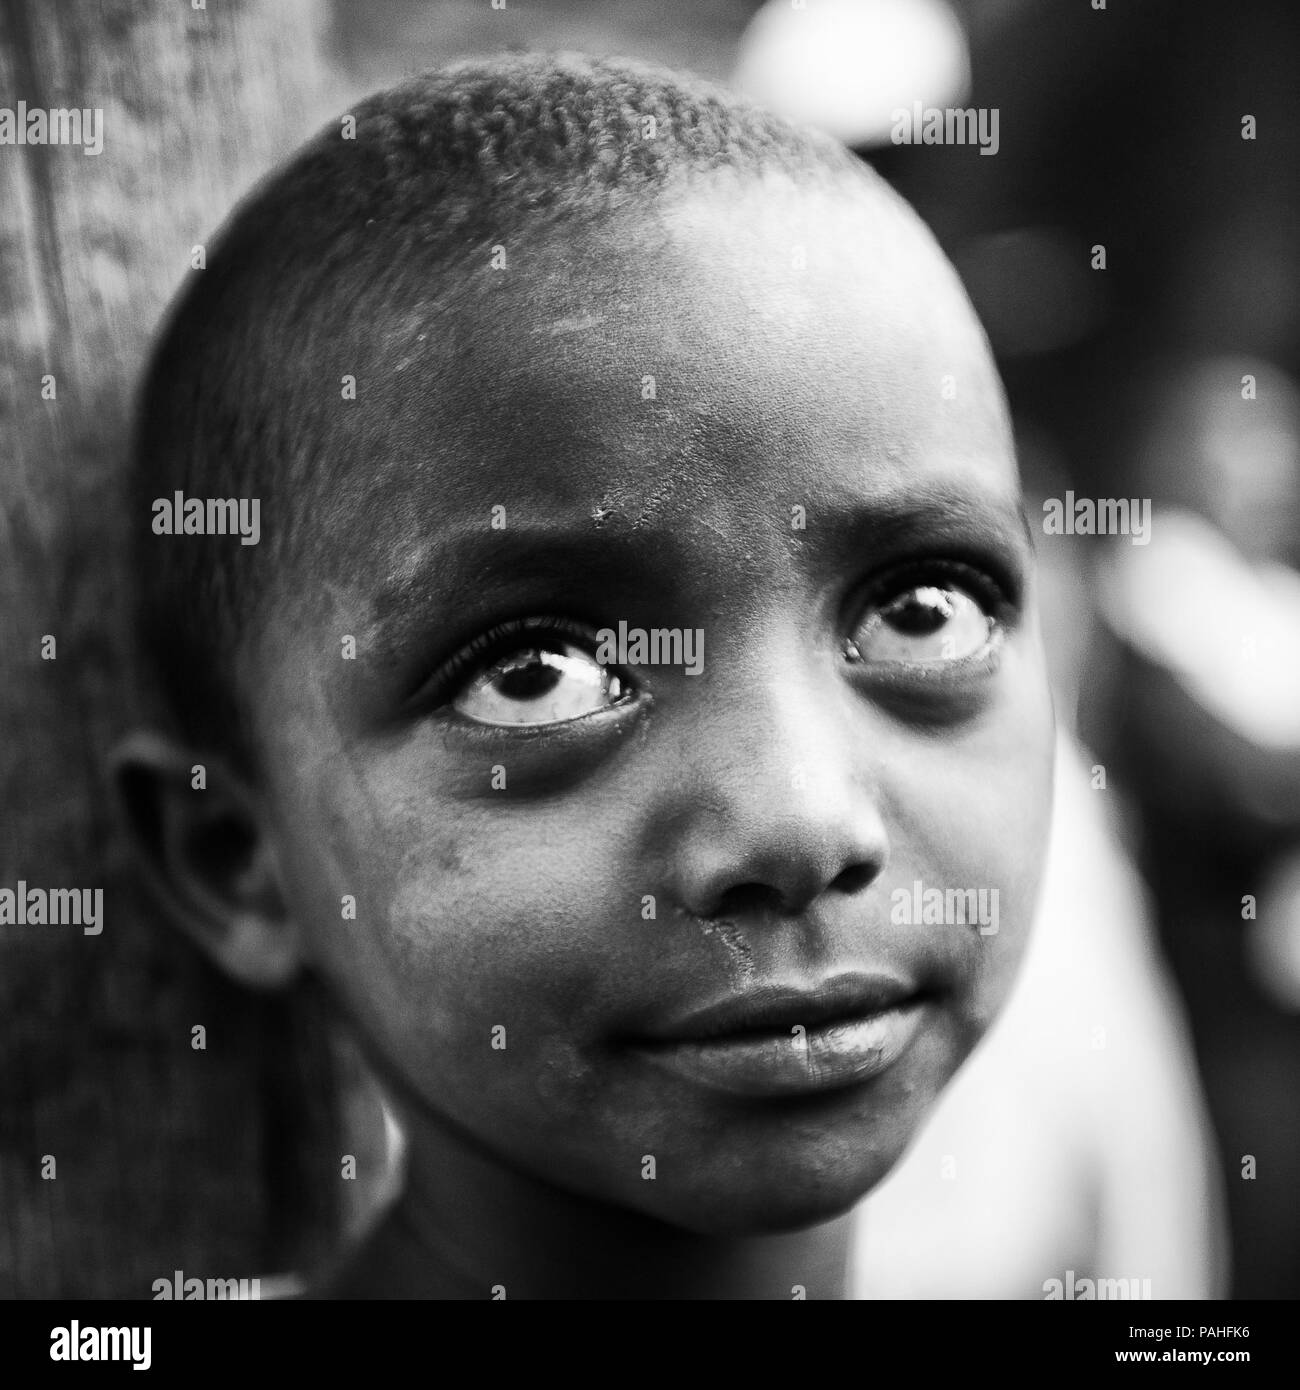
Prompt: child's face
<box><xmin>248</xmin><ymin>175</ymin><xmax>1054</xmax><ymax>1235</ymax></box>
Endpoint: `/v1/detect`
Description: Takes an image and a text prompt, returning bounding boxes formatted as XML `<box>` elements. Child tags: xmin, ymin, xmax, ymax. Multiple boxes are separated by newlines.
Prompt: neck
<box><xmin>329</xmin><ymin>1104</ymin><xmax>855</xmax><ymax>1300</ymax></box>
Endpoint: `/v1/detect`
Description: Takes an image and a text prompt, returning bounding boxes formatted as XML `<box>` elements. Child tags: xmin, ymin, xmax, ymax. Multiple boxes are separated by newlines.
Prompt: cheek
<box><xmin>883</xmin><ymin>659</ymin><xmax>1055</xmax><ymax>1016</ymax></box>
<box><xmin>275</xmin><ymin>758</ymin><xmax>640</xmax><ymax>1128</ymax></box>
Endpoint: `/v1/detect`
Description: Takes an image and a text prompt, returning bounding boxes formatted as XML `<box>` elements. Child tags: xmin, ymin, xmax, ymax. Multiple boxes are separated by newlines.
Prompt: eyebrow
<box><xmin>364</xmin><ymin>524</ymin><xmax>655</xmax><ymax>668</ymax></box>
<box><xmin>811</xmin><ymin>480</ymin><xmax>1031</xmax><ymax>557</ymax></box>
<box><xmin>372</xmin><ymin>525</ymin><xmax>650</xmax><ymax>621</ymax></box>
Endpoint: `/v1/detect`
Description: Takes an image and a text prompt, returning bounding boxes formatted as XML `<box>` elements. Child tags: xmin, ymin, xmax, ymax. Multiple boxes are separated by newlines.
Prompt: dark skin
<box><xmin>118</xmin><ymin>171</ymin><xmax>1055</xmax><ymax>1299</ymax></box>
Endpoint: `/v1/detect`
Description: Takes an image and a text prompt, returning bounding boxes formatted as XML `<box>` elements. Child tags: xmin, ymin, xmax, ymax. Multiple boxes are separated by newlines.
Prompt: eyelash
<box><xmin>418</xmin><ymin>615</ymin><xmax>607</xmax><ymax>709</ymax></box>
<box><xmin>855</xmin><ymin>557</ymin><xmax>1011</xmax><ymax>627</ymax></box>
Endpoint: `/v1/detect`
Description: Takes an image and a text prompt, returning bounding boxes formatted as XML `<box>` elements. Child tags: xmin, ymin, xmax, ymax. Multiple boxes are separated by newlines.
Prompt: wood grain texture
<box><xmin>0</xmin><ymin>0</ymin><xmax>384</xmax><ymax>1298</ymax></box>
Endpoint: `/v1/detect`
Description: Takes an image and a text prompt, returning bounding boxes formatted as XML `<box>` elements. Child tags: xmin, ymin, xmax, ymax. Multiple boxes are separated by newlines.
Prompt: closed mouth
<box><xmin>639</xmin><ymin>972</ymin><xmax>924</xmax><ymax>1046</ymax></box>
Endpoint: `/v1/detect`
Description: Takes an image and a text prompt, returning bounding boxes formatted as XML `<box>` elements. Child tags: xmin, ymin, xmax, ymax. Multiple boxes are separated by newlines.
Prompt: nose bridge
<box><xmin>659</xmin><ymin>623</ymin><xmax>888</xmax><ymax>916</ymax></box>
<box><xmin>731</xmin><ymin>656</ymin><xmax>851</xmax><ymax>812</ymax></box>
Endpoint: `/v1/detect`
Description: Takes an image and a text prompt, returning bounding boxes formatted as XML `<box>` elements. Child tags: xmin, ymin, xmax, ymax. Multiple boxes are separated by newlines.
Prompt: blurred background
<box><xmin>3</xmin><ymin>0</ymin><xmax>1297</xmax><ymax>1298</ymax></box>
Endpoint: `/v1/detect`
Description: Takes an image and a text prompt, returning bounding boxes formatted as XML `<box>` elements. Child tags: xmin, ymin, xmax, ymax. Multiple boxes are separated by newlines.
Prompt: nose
<box><xmin>657</xmin><ymin>651</ymin><xmax>890</xmax><ymax>920</ymax></box>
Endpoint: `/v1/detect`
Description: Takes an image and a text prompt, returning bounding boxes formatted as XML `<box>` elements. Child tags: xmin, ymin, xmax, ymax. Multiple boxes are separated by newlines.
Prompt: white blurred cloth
<box><xmin>852</xmin><ymin>730</ymin><xmax>1226</xmax><ymax>1298</ymax></box>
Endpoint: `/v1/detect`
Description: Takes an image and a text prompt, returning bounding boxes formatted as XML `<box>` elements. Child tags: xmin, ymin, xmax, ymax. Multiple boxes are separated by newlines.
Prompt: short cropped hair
<box><xmin>129</xmin><ymin>52</ymin><xmax>872</xmax><ymax>769</ymax></box>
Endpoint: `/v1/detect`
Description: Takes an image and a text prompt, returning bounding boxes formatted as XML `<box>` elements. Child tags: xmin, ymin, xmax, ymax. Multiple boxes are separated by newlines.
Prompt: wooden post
<box><xmin>0</xmin><ymin>0</ymin><xmax>380</xmax><ymax>1297</ymax></box>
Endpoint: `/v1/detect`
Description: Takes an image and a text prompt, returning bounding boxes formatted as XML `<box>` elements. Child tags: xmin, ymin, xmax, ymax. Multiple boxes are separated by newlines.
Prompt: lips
<box><xmin>643</xmin><ymin>973</ymin><xmax>918</xmax><ymax>1041</ymax></box>
<box><xmin>631</xmin><ymin>973</ymin><xmax>929</xmax><ymax>1098</ymax></box>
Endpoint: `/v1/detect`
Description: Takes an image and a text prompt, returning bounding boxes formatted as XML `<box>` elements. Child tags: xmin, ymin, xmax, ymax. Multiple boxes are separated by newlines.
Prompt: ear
<box><xmin>110</xmin><ymin>731</ymin><xmax>302</xmax><ymax>989</ymax></box>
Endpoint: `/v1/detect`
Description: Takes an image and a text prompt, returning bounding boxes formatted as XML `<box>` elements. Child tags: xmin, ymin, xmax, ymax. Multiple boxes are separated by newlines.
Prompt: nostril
<box><xmin>711</xmin><ymin>882</ymin><xmax>788</xmax><ymax>921</ymax></box>
<box><xmin>830</xmin><ymin>862</ymin><xmax>877</xmax><ymax>896</ymax></box>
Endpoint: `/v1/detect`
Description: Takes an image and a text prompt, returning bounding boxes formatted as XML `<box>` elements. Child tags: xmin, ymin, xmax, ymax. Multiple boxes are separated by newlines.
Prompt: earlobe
<box><xmin>109</xmin><ymin>731</ymin><xmax>303</xmax><ymax>989</ymax></box>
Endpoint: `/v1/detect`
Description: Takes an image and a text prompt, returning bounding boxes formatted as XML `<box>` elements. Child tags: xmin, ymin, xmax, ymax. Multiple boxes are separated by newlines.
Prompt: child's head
<box><xmin>120</xmin><ymin>54</ymin><xmax>1054</xmax><ymax>1240</ymax></box>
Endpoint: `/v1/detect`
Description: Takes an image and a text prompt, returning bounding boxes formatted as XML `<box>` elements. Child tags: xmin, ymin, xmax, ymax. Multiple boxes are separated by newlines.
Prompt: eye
<box><xmin>850</xmin><ymin>579</ymin><xmax>994</xmax><ymax>665</ymax></box>
<box><xmin>448</xmin><ymin>628</ymin><xmax>632</xmax><ymax>728</ymax></box>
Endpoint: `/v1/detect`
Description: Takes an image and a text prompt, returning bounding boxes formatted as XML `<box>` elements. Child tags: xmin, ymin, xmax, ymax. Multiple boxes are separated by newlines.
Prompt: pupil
<box><xmin>888</xmin><ymin>588</ymin><xmax>953</xmax><ymax>635</ymax></box>
<box><xmin>498</xmin><ymin>650</ymin><xmax>562</xmax><ymax>700</ymax></box>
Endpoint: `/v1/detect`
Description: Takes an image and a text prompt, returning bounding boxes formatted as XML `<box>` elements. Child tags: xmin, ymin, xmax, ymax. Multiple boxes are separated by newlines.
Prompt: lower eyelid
<box><xmin>849</xmin><ymin>619</ymin><xmax>1005</xmax><ymax>679</ymax></box>
<box><xmin>436</xmin><ymin>688</ymin><xmax>646</xmax><ymax>741</ymax></box>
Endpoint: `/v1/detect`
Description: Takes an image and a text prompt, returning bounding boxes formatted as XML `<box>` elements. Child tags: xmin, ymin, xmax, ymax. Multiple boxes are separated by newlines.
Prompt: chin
<box><xmin>636</xmin><ymin>1141</ymin><xmax>909</xmax><ymax>1238</ymax></box>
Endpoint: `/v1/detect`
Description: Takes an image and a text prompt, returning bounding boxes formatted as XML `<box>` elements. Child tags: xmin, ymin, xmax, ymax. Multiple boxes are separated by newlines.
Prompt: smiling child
<box><xmin>116</xmin><ymin>53</ymin><xmax>1056</xmax><ymax>1299</ymax></box>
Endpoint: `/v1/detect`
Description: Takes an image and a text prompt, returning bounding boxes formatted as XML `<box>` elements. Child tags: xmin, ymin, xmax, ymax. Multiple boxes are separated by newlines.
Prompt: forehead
<box><xmin>301</xmin><ymin>173</ymin><xmax>1016</xmax><ymax>596</ymax></box>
